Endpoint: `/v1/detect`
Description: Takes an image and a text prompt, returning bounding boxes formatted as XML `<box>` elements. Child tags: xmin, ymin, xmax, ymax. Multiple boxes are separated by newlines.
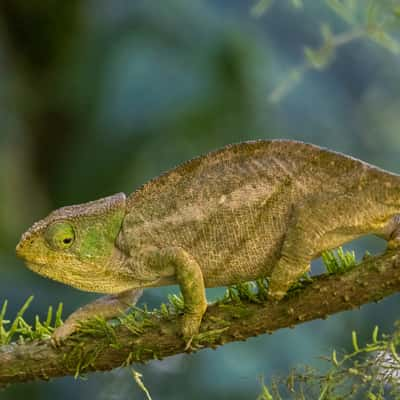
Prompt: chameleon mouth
<box><xmin>25</xmin><ymin>262</ymin><xmax>45</xmax><ymax>273</ymax></box>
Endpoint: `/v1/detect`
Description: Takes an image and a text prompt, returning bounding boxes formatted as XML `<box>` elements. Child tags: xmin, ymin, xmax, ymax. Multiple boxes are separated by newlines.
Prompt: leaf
<box><xmin>257</xmin><ymin>382</ymin><xmax>274</xmax><ymax>400</ymax></box>
<box><xmin>325</xmin><ymin>0</ymin><xmax>355</xmax><ymax>24</ymax></box>
<box><xmin>251</xmin><ymin>0</ymin><xmax>274</xmax><ymax>17</ymax></box>
<box><xmin>372</xmin><ymin>325</ymin><xmax>379</xmax><ymax>343</ymax></box>
<box><xmin>290</xmin><ymin>0</ymin><xmax>303</xmax><ymax>9</ymax></box>
<box><xmin>367</xmin><ymin>28</ymin><xmax>400</xmax><ymax>54</ymax></box>
<box><xmin>131</xmin><ymin>369</ymin><xmax>153</xmax><ymax>400</ymax></box>
<box><xmin>55</xmin><ymin>302</ymin><xmax>63</xmax><ymax>328</ymax></box>
<box><xmin>304</xmin><ymin>27</ymin><xmax>335</xmax><ymax>71</ymax></box>
<box><xmin>332</xmin><ymin>350</ymin><xmax>339</xmax><ymax>366</ymax></box>
<box><xmin>366</xmin><ymin>0</ymin><xmax>379</xmax><ymax>26</ymax></box>
<box><xmin>269</xmin><ymin>66</ymin><xmax>306</xmax><ymax>103</ymax></box>
<box><xmin>352</xmin><ymin>330</ymin><xmax>360</xmax><ymax>352</ymax></box>
<box><xmin>6</xmin><ymin>296</ymin><xmax>34</xmax><ymax>344</ymax></box>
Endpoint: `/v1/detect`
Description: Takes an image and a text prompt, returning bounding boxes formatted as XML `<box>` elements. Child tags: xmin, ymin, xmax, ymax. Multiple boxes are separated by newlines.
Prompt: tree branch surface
<box><xmin>1</xmin><ymin>250</ymin><xmax>400</xmax><ymax>387</ymax></box>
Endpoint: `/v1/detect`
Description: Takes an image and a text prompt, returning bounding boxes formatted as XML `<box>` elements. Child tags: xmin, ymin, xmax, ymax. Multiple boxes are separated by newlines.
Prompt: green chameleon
<box><xmin>15</xmin><ymin>140</ymin><xmax>400</xmax><ymax>342</ymax></box>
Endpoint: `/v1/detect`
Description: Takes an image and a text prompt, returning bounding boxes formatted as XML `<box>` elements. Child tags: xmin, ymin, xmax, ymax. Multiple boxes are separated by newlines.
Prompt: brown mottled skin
<box><xmin>15</xmin><ymin>140</ymin><xmax>400</xmax><ymax>341</ymax></box>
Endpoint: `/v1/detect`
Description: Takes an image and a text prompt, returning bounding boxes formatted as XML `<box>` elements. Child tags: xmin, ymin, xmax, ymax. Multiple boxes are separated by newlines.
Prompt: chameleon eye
<box><xmin>45</xmin><ymin>222</ymin><xmax>75</xmax><ymax>250</ymax></box>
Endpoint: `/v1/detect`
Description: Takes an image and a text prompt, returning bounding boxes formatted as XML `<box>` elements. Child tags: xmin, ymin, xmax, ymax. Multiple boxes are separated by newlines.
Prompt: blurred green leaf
<box><xmin>251</xmin><ymin>0</ymin><xmax>274</xmax><ymax>17</ymax></box>
<box><xmin>367</xmin><ymin>27</ymin><xmax>400</xmax><ymax>54</ymax></box>
<box><xmin>304</xmin><ymin>35</ymin><xmax>335</xmax><ymax>71</ymax></box>
<box><xmin>269</xmin><ymin>66</ymin><xmax>306</xmax><ymax>103</ymax></box>
<box><xmin>290</xmin><ymin>0</ymin><xmax>303</xmax><ymax>9</ymax></box>
<box><xmin>366</xmin><ymin>0</ymin><xmax>380</xmax><ymax>26</ymax></box>
<box><xmin>325</xmin><ymin>0</ymin><xmax>356</xmax><ymax>24</ymax></box>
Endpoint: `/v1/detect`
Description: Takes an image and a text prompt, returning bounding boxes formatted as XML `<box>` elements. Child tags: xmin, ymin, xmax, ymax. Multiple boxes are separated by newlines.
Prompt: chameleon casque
<box><xmin>15</xmin><ymin>140</ymin><xmax>400</xmax><ymax>341</ymax></box>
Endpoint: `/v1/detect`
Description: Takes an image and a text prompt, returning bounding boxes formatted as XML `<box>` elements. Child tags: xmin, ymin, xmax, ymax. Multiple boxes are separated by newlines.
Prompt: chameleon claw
<box><xmin>181</xmin><ymin>313</ymin><xmax>202</xmax><ymax>337</ymax></box>
<box><xmin>387</xmin><ymin>239</ymin><xmax>400</xmax><ymax>250</ymax></box>
<box><xmin>267</xmin><ymin>290</ymin><xmax>286</xmax><ymax>302</ymax></box>
<box><xmin>181</xmin><ymin>311</ymin><xmax>203</xmax><ymax>351</ymax></box>
<box><xmin>51</xmin><ymin>321</ymin><xmax>79</xmax><ymax>346</ymax></box>
<box><xmin>184</xmin><ymin>335</ymin><xmax>194</xmax><ymax>351</ymax></box>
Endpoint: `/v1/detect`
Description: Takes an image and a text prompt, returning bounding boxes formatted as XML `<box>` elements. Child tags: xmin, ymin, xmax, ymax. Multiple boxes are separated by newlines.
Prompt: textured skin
<box><xmin>16</xmin><ymin>140</ymin><xmax>400</xmax><ymax>340</ymax></box>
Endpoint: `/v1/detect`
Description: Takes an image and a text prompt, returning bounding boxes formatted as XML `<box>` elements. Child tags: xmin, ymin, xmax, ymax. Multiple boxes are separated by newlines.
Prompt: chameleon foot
<box><xmin>181</xmin><ymin>311</ymin><xmax>204</xmax><ymax>342</ymax></box>
<box><xmin>387</xmin><ymin>238</ymin><xmax>400</xmax><ymax>250</ymax></box>
<box><xmin>267</xmin><ymin>289</ymin><xmax>286</xmax><ymax>302</ymax></box>
<box><xmin>184</xmin><ymin>335</ymin><xmax>194</xmax><ymax>351</ymax></box>
<box><xmin>51</xmin><ymin>289</ymin><xmax>143</xmax><ymax>346</ymax></box>
<box><xmin>51</xmin><ymin>320</ymin><xmax>79</xmax><ymax>346</ymax></box>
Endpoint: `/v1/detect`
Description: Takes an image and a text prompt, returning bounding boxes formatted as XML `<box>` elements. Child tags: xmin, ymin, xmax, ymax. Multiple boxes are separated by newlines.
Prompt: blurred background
<box><xmin>1</xmin><ymin>0</ymin><xmax>400</xmax><ymax>398</ymax></box>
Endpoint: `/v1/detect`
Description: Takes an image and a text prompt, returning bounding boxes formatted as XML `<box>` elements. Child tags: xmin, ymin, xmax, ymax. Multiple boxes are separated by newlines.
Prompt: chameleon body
<box><xmin>15</xmin><ymin>140</ymin><xmax>400</xmax><ymax>341</ymax></box>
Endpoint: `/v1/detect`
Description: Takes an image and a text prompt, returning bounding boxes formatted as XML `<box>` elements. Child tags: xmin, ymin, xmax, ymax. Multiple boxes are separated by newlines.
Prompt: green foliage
<box><xmin>119</xmin><ymin>307</ymin><xmax>155</xmax><ymax>336</ymax></box>
<box><xmin>0</xmin><ymin>296</ymin><xmax>63</xmax><ymax>345</ymax></box>
<box><xmin>223</xmin><ymin>281</ymin><xmax>265</xmax><ymax>303</ymax></box>
<box><xmin>64</xmin><ymin>308</ymin><xmax>157</xmax><ymax>379</ymax></box>
<box><xmin>304</xmin><ymin>24</ymin><xmax>336</xmax><ymax>70</ymax></box>
<box><xmin>258</xmin><ymin>0</ymin><xmax>400</xmax><ymax>102</ymax></box>
<box><xmin>251</xmin><ymin>0</ymin><xmax>303</xmax><ymax>17</ymax></box>
<box><xmin>166</xmin><ymin>293</ymin><xmax>186</xmax><ymax>314</ymax></box>
<box><xmin>251</xmin><ymin>0</ymin><xmax>274</xmax><ymax>17</ymax></box>
<box><xmin>258</xmin><ymin>323</ymin><xmax>400</xmax><ymax>399</ymax></box>
<box><xmin>321</xmin><ymin>247</ymin><xmax>357</xmax><ymax>274</ymax></box>
<box><xmin>75</xmin><ymin>316</ymin><xmax>118</xmax><ymax>345</ymax></box>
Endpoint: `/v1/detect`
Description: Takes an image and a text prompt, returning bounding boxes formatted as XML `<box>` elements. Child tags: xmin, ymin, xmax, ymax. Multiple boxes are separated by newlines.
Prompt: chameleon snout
<box><xmin>16</xmin><ymin>240</ymin><xmax>26</xmax><ymax>259</ymax></box>
<box><xmin>16</xmin><ymin>231</ymin><xmax>38</xmax><ymax>262</ymax></box>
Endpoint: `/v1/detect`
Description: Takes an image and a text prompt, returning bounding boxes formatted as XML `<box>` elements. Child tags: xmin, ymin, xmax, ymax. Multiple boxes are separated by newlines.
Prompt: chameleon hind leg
<box><xmin>386</xmin><ymin>215</ymin><xmax>400</xmax><ymax>249</ymax></box>
<box><xmin>268</xmin><ymin>194</ymin><xmax>363</xmax><ymax>301</ymax></box>
<box><xmin>268</xmin><ymin>212</ymin><xmax>317</xmax><ymax>301</ymax></box>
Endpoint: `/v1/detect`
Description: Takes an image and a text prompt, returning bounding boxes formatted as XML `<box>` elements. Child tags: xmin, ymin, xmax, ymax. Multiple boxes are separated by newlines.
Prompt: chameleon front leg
<box><xmin>150</xmin><ymin>247</ymin><xmax>207</xmax><ymax>340</ymax></box>
<box><xmin>53</xmin><ymin>288</ymin><xmax>143</xmax><ymax>342</ymax></box>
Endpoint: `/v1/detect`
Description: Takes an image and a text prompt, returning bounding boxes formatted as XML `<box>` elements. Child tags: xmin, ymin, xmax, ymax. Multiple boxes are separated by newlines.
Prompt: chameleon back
<box><xmin>119</xmin><ymin>140</ymin><xmax>399</xmax><ymax>287</ymax></box>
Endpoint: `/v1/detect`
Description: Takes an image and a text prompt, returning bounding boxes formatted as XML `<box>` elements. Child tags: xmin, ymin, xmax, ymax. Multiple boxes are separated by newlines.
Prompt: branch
<box><xmin>1</xmin><ymin>250</ymin><xmax>400</xmax><ymax>387</ymax></box>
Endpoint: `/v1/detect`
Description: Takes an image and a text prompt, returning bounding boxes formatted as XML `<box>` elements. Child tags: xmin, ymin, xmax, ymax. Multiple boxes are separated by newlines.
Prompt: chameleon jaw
<box><xmin>25</xmin><ymin>262</ymin><xmax>46</xmax><ymax>274</ymax></box>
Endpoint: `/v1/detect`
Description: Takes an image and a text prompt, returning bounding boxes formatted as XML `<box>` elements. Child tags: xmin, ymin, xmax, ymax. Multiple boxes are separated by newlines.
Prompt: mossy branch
<box><xmin>1</xmin><ymin>249</ymin><xmax>400</xmax><ymax>387</ymax></box>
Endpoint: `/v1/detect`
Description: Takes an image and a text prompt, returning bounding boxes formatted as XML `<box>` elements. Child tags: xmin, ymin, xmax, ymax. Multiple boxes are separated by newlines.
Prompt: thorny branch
<box><xmin>0</xmin><ymin>250</ymin><xmax>400</xmax><ymax>387</ymax></box>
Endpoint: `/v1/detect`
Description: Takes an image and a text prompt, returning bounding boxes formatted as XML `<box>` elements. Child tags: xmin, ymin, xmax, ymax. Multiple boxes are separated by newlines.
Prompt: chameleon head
<box><xmin>15</xmin><ymin>193</ymin><xmax>128</xmax><ymax>293</ymax></box>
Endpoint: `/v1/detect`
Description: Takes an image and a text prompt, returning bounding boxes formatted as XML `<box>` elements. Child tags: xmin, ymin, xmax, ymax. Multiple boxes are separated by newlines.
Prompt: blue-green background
<box><xmin>1</xmin><ymin>1</ymin><xmax>399</xmax><ymax>399</ymax></box>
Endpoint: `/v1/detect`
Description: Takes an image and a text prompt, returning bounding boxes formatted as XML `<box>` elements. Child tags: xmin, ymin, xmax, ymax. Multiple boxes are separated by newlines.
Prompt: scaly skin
<box><xmin>15</xmin><ymin>140</ymin><xmax>400</xmax><ymax>341</ymax></box>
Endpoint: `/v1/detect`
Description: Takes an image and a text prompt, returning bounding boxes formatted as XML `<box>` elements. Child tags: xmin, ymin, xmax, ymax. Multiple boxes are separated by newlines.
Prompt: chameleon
<box><xmin>15</xmin><ymin>140</ymin><xmax>400</xmax><ymax>342</ymax></box>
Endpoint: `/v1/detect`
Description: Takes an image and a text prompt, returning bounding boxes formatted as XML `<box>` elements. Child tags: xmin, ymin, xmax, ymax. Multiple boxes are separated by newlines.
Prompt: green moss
<box><xmin>221</xmin><ymin>280</ymin><xmax>269</xmax><ymax>305</ymax></box>
<box><xmin>76</xmin><ymin>316</ymin><xmax>118</xmax><ymax>344</ymax></box>
<box><xmin>63</xmin><ymin>340</ymin><xmax>107</xmax><ymax>378</ymax></box>
<box><xmin>322</xmin><ymin>247</ymin><xmax>358</xmax><ymax>274</ymax></box>
<box><xmin>217</xmin><ymin>303</ymin><xmax>254</xmax><ymax>319</ymax></box>
<box><xmin>119</xmin><ymin>308</ymin><xmax>155</xmax><ymax>336</ymax></box>
<box><xmin>0</xmin><ymin>296</ymin><xmax>64</xmax><ymax>345</ymax></box>
<box><xmin>191</xmin><ymin>327</ymin><xmax>230</xmax><ymax>347</ymax></box>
